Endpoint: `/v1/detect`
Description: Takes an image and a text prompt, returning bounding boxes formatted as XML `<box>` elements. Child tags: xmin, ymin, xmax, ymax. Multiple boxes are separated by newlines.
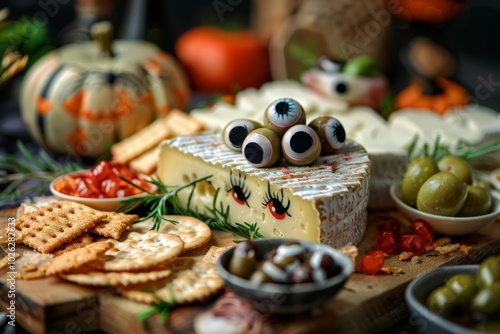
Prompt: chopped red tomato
<box><xmin>54</xmin><ymin>161</ymin><xmax>150</xmax><ymax>198</ymax></box>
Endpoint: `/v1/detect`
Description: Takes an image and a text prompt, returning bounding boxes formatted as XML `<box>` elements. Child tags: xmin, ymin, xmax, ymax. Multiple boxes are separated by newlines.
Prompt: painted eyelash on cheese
<box><xmin>262</xmin><ymin>183</ymin><xmax>291</xmax><ymax>220</ymax></box>
<box><xmin>224</xmin><ymin>171</ymin><xmax>251</xmax><ymax>206</ymax></box>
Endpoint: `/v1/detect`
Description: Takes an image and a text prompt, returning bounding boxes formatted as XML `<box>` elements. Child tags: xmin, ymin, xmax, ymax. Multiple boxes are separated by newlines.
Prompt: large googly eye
<box><xmin>332</xmin><ymin>80</ymin><xmax>349</xmax><ymax>95</ymax></box>
<box><xmin>242</xmin><ymin>128</ymin><xmax>281</xmax><ymax>168</ymax></box>
<box><xmin>222</xmin><ymin>119</ymin><xmax>262</xmax><ymax>151</ymax></box>
<box><xmin>264</xmin><ymin>98</ymin><xmax>306</xmax><ymax>137</ymax></box>
<box><xmin>281</xmin><ymin>125</ymin><xmax>321</xmax><ymax>166</ymax></box>
<box><xmin>308</xmin><ymin>116</ymin><xmax>346</xmax><ymax>154</ymax></box>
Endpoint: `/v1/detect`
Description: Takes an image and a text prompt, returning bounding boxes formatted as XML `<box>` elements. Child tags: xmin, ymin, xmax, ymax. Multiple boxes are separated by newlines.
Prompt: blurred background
<box><xmin>1</xmin><ymin>0</ymin><xmax>500</xmax><ymax>153</ymax></box>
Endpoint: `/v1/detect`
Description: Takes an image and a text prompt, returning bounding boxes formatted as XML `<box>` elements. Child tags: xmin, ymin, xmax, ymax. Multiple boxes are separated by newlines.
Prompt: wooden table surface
<box><xmin>1</xmin><ymin>206</ymin><xmax>500</xmax><ymax>334</ymax></box>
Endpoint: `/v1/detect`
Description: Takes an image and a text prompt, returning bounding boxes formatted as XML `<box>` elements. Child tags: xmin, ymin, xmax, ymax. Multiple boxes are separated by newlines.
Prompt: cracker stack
<box><xmin>110</xmin><ymin>109</ymin><xmax>205</xmax><ymax>175</ymax></box>
<box><xmin>13</xmin><ymin>200</ymin><xmax>225</xmax><ymax>306</ymax></box>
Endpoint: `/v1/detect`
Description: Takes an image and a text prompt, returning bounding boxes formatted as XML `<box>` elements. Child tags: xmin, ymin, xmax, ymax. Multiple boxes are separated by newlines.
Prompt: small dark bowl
<box><xmin>216</xmin><ymin>238</ymin><xmax>353</xmax><ymax>315</ymax></box>
<box><xmin>405</xmin><ymin>265</ymin><xmax>482</xmax><ymax>334</ymax></box>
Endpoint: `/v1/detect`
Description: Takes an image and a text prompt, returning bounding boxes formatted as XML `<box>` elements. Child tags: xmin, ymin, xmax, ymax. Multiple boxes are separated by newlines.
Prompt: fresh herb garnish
<box><xmin>0</xmin><ymin>141</ymin><xmax>82</xmax><ymax>204</ymax></box>
<box><xmin>118</xmin><ymin>175</ymin><xmax>213</xmax><ymax>230</ymax></box>
<box><xmin>407</xmin><ymin>135</ymin><xmax>500</xmax><ymax>162</ymax></box>
<box><xmin>136</xmin><ymin>293</ymin><xmax>176</xmax><ymax>324</ymax></box>
<box><xmin>119</xmin><ymin>175</ymin><xmax>263</xmax><ymax>241</ymax></box>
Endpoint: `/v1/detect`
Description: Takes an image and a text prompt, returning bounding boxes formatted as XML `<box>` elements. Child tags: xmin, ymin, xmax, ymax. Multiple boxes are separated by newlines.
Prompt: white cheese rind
<box><xmin>158</xmin><ymin>133</ymin><xmax>370</xmax><ymax>248</ymax></box>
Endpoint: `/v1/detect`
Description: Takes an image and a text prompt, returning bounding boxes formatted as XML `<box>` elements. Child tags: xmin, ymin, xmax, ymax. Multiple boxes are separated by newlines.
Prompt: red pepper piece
<box><xmin>377</xmin><ymin>219</ymin><xmax>400</xmax><ymax>236</ymax></box>
<box><xmin>399</xmin><ymin>233</ymin><xmax>426</xmax><ymax>255</ymax></box>
<box><xmin>376</xmin><ymin>230</ymin><xmax>399</xmax><ymax>254</ymax></box>
<box><xmin>359</xmin><ymin>250</ymin><xmax>385</xmax><ymax>275</ymax></box>
<box><xmin>411</xmin><ymin>219</ymin><xmax>434</xmax><ymax>246</ymax></box>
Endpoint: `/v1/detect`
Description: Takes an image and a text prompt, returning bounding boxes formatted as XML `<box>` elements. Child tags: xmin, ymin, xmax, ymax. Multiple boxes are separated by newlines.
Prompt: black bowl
<box><xmin>405</xmin><ymin>265</ymin><xmax>482</xmax><ymax>334</ymax></box>
<box><xmin>216</xmin><ymin>238</ymin><xmax>353</xmax><ymax>315</ymax></box>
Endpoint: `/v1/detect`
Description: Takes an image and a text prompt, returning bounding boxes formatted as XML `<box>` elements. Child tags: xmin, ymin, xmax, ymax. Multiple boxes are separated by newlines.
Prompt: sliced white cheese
<box><xmin>158</xmin><ymin>133</ymin><xmax>370</xmax><ymax>248</ymax></box>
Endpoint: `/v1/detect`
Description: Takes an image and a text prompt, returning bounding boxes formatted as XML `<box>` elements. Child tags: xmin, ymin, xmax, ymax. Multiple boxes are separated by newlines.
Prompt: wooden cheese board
<box><xmin>1</xmin><ymin>206</ymin><xmax>500</xmax><ymax>334</ymax></box>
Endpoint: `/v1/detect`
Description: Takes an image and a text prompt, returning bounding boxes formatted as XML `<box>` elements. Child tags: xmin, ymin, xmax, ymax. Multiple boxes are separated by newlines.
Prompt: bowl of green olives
<box><xmin>405</xmin><ymin>255</ymin><xmax>500</xmax><ymax>334</ymax></box>
<box><xmin>391</xmin><ymin>154</ymin><xmax>500</xmax><ymax>235</ymax></box>
<box><xmin>216</xmin><ymin>238</ymin><xmax>353</xmax><ymax>315</ymax></box>
<box><xmin>390</xmin><ymin>182</ymin><xmax>500</xmax><ymax>235</ymax></box>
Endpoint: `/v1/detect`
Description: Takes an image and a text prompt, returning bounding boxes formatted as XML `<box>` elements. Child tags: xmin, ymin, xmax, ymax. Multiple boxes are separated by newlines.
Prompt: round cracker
<box><xmin>59</xmin><ymin>265</ymin><xmax>172</xmax><ymax>287</ymax></box>
<box><xmin>131</xmin><ymin>215</ymin><xmax>212</xmax><ymax>252</ymax></box>
<box><xmin>44</xmin><ymin>240</ymin><xmax>114</xmax><ymax>276</ymax></box>
<box><xmin>89</xmin><ymin>231</ymin><xmax>184</xmax><ymax>272</ymax></box>
<box><xmin>119</xmin><ymin>257</ymin><xmax>223</xmax><ymax>304</ymax></box>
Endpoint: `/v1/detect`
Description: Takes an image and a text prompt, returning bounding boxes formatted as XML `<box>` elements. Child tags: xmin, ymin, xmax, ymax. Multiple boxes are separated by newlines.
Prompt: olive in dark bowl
<box><xmin>216</xmin><ymin>238</ymin><xmax>353</xmax><ymax>315</ymax></box>
<box><xmin>405</xmin><ymin>264</ymin><xmax>500</xmax><ymax>334</ymax></box>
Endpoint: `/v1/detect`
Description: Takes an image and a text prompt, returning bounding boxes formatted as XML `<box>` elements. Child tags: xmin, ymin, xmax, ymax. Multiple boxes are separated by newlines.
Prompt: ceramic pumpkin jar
<box><xmin>20</xmin><ymin>21</ymin><xmax>190</xmax><ymax>158</ymax></box>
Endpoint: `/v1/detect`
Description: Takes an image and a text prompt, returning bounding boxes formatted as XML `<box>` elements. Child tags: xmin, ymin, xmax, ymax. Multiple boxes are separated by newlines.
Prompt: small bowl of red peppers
<box><xmin>50</xmin><ymin>160</ymin><xmax>154</xmax><ymax>211</ymax></box>
<box><xmin>216</xmin><ymin>238</ymin><xmax>353</xmax><ymax>315</ymax></box>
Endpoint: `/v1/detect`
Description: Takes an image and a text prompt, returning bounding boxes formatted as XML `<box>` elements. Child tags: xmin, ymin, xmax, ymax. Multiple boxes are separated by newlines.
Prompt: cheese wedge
<box><xmin>158</xmin><ymin>133</ymin><xmax>370</xmax><ymax>248</ymax></box>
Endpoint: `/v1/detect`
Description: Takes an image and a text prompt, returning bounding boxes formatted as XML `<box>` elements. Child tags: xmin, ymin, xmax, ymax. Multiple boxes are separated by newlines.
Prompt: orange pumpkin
<box><xmin>20</xmin><ymin>22</ymin><xmax>190</xmax><ymax>158</ymax></box>
<box><xmin>395</xmin><ymin>77</ymin><xmax>470</xmax><ymax>115</ymax></box>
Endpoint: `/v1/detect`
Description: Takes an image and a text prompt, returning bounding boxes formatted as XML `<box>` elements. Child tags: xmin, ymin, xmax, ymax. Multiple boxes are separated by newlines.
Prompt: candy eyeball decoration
<box><xmin>220</xmin><ymin>99</ymin><xmax>348</xmax><ymax>167</ymax></box>
<box><xmin>242</xmin><ymin>128</ymin><xmax>281</xmax><ymax>168</ymax></box>
<box><xmin>222</xmin><ymin>119</ymin><xmax>263</xmax><ymax>151</ymax></box>
<box><xmin>264</xmin><ymin>98</ymin><xmax>306</xmax><ymax>137</ymax></box>
<box><xmin>308</xmin><ymin>116</ymin><xmax>346</xmax><ymax>155</ymax></box>
<box><xmin>281</xmin><ymin>124</ymin><xmax>321</xmax><ymax>166</ymax></box>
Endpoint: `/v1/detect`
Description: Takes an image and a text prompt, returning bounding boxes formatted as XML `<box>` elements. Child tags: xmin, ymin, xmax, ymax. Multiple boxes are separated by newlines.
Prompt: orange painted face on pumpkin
<box><xmin>21</xmin><ymin>39</ymin><xmax>190</xmax><ymax>159</ymax></box>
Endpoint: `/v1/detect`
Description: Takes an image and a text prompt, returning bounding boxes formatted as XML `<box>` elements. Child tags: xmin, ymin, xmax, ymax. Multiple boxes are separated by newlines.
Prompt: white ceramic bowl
<box><xmin>490</xmin><ymin>168</ymin><xmax>500</xmax><ymax>192</ymax></box>
<box><xmin>389</xmin><ymin>182</ymin><xmax>500</xmax><ymax>235</ymax></box>
<box><xmin>50</xmin><ymin>170</ymin><xmax>154</xmax><ymax>212</ymax></box>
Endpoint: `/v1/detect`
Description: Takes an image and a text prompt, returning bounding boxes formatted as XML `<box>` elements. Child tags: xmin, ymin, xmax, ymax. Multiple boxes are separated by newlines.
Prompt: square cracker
<box><xmin>89</xmin><ymin>212</ymin><xmax>138</xmax><ymax>239</ymax></box>
<box><xmin>111</xmin><ymin>116</ymin><xmax>173</xmax><ymax>164</ymax></box>
<box><xmin>44</xmin><ymin>240</ymin><xmax>114</xmax><ymax>276</ymax></box>
<box><xmin>16</xmin><ymin>201</ymin><xmax>107</xmax><ymax>254</ymax></box>
<box><xmin>51</xmin><ymin>233</ymin><xmax>93</xmax><ymax>256</ymax></box>
<box><xmin>129</xmin><ymin>146</ymin><xmax>160</xmax><ymax>175</ymax></box>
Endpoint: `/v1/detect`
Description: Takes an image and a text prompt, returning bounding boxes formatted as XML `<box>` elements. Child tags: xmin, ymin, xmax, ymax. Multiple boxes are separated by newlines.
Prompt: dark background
<box><xmin>2</xmin><ymin>0</ymin><xmax>500</xmax><ymax>153</ymax></box>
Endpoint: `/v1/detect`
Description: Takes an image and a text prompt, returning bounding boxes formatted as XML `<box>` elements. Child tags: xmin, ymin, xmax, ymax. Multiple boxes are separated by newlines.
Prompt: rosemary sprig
<box><xmin>120</xmin><ymin>175</ymin><xmax>263</xmax><ymax>241</ymax></box>
<box><xmin>119</xmin><ymin>175</ymin><xmax>213</xmax><ymax>230</ymax></box>
<box><xmin>407</xmin><ymin>134</ymin><xmax>500</xmax><ymax>162</ymax></box>
<box><xmin>0</xmin><ymin>141</ymin><xmax>83</xmax><ymax>203</ymax></box>
<box><xmin>136</xmin><ymin>293</ymin><xmax>176</xmax><ymax>324</ymax></box>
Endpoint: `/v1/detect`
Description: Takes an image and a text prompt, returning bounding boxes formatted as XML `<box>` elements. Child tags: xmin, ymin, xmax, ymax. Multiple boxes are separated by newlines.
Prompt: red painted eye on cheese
<box><xmin>262</xmin><ymin>183</ymin><xmax>291</xmax><ymax>220</ymax></box>
<box><xmin>242</xmin><ymin>128</ymin><xmax>281</xmax><ymax>168</ymax></box>
<box><xmin>308</xmin><ymin>116</ymin><xmax>346</xmax><ymax>155</ymax></box>
<box><xmin>224</xmin><ymin>171</ymin><xmax>251</xmax><ymax>206</ymax></box>
<box><xmin>264</xmin><ymin>98</ymin><xmax>306</xmax><ymax>137</ymax></box>
<box><xmin>222</xmin><ymin>119</ymin><xmax>262</xmax><ymax>151</ymax></box>
<box><xmin>281</xmin><ymin>124</ymin><xmax>321</xmax><ymax>166</ymax></box>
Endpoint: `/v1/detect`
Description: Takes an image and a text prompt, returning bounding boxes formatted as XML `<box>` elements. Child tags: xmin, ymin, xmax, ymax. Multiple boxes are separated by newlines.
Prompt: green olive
<box><xmin>437</xmin><ymin>155</ymin><xmax>473</xmax><ymax>185</ymax></box>
<box><xmin>228</xmin><ymin>240</ymin><xmax>259</xmax><ymax>279</ymax></box>
<box><xmin>477</xmin><ymin>255</ymin><xmax>500</xmax><ymax>288</ymax></box>
<box><xmin>456</xmin><ymin>185</ymin><xmax>492</xmax><ymax>217</ymax></box>
<box><xmin>426</xmin><ymin>285</ymin><xmax>460</xmax><ymax>317</ymax></box>
<box><xmin>445</xmin><ymin>274</ymin><xmax>477</xmax><ymax>307</ymax></box>
<box><xmin>471</xmin><ymin>282</ymin><xmax>500</xmax><ymax>316</ymax></box>
<box><xmin>402</xmin><ymin>156</ymin><xmax>440</xmax><ymax>207</ymax></box>
<box><xmin>416</xmin><ymin>172</ymin><xmax>468</xmax><ymax>216</ymax></box>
